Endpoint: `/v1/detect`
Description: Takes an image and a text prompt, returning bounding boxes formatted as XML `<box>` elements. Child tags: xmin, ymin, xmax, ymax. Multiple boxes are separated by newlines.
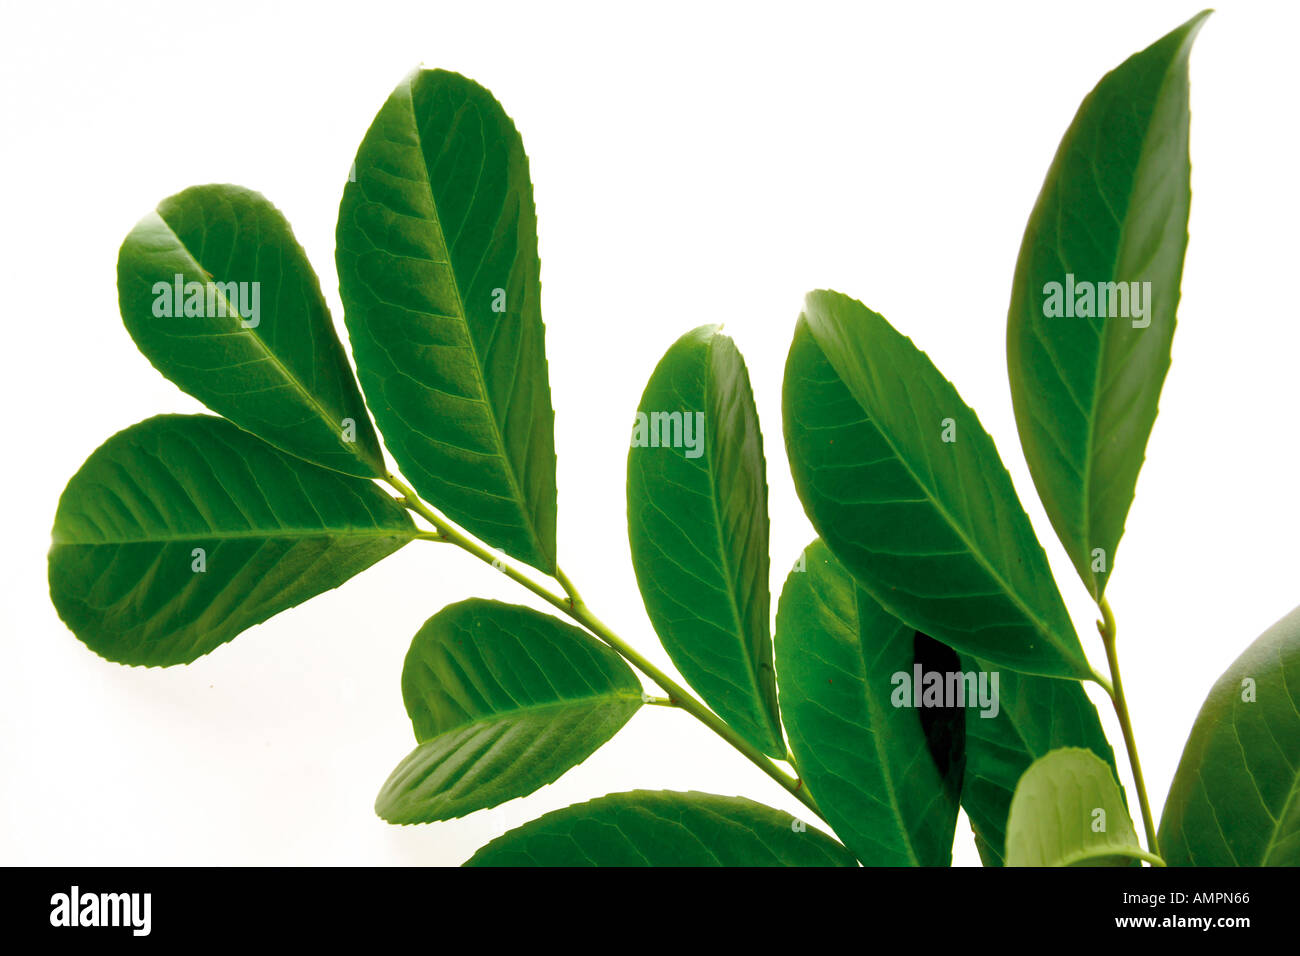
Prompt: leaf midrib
<box><xmin>53</xmin><ymin>526</ymin><xmax>411</xmax><ymax>545</ymax></box>
<box><xmin>811</xmin><ymin>321</ymin><xmax>1079</xmax><ymax>674</ymax></box>
<box><xmin>401</xmin><ymin>80</ymin><xmax>546</xmax><ymax>564</ymax></box>
<box><xmin>699</xmin><ymin>341</ymin><xmax>774</xmax><ymax>743</ymax></box>
<box><xmin>1079</xmin><ymin>33</ymin><xmax>1192</xmax><ymax>596</ymax></box>
<box><xmin>420</xmin><ymin>690</ymin><xmax>645</xmax><ymax>744</ymax></box>
<box><xmin>854</xmin><ymin>600</ymin><xmax>922</xmax><ymax>865</ymax></box>
<box><xmin>149</xmin><ymin>211</ymin><xmax>369</xmax><ymax>472</ymax></box>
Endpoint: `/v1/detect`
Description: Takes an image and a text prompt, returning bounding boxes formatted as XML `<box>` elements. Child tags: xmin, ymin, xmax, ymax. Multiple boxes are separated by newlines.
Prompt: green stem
<box><xmin>565</xmin><ymin>590</ymin><xmax>823</xmax><ymax>822</ymax></box>
<box><xmin>383</xmin><ymin>473</ymin><xmax>824</xmax><ymax>824</ymax></box>
<box><xmin>1096</xmin><ymin>596</ymin><xmax>1160</xmax><ymax>860</ymax></box>
<box><xmin>387</xmin><ymin>474</ymin><xmax>570</xmax><ymax>614</ymax></box>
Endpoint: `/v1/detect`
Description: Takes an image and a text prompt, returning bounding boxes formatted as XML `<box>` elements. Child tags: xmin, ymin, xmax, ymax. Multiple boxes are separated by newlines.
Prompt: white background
<box><xmin>2</xmin><ymin>0</ymin><xmax>1296</xmax><ymax>867</ymax></box>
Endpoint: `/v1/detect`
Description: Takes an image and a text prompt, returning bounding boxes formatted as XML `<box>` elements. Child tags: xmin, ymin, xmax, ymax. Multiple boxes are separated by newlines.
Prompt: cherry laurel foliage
<box><xmin>48</xmin><ymin>13</ymin><xmax>1287</xmax><ymax>867</ymax></box>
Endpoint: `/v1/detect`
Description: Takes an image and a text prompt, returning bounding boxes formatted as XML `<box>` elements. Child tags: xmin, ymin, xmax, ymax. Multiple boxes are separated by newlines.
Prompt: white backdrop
<box><xmin>3</xmin><ymin>0</ymin><xmax>1296</xmax><ymax>867</ymax></box>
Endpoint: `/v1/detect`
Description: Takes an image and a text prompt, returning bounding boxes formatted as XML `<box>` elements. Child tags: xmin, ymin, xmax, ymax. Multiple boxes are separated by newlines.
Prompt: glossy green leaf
<box><xmin>958</xmin><ymin>657</ymin><xmax>1119</xmax><ymax>865</ymax></box>
<box><xmin>783</xmin><ymin>289</ymin><xmax>1090</xmax><ymax>681</ymax></box>
<box><xmin>49</xmin><ymin>414</ymin><xmax>415</xmax><ymax>666</ymax></box>
<box><xmin>775</xmin><ymin>540</ymin><xmax>962</xmax><ymax>865</ymax></box>
<box><xmin>1006</xmin><ymin>12</ymin><xmax>1210</xmax><ymax>599</ymax></box>
<box><xmin>627</xmin><ymin>326</ymin><xmax>782</xmax><ymax>756</ymax></box>
<box><xmin>1158</xmin><ymin>604</ymin><xmax>1300</xmax><ymax>866</ymax></box>
<box><xmin>117</xmin><ymin>184</ymin><xmax>384</xmax><ymax>478</ymax></box>
<box><xmin>465</xmin><ymin>790</ymin><xmax>857</xmax><ymax>867</ymax></box>
<box><xmin>337</xmin><ymin>69</ymin><xmax>557</xmax><ymax>573</ymax></box>
<box><xmin>377</xmin><ymin>600</ymin><xmax>642</xmax><ymax>823</ymax></box>
<box><xmin>1005</xmin><ymin>747</ymin><xmax>1152</xmax><ymax>867</ymax></box>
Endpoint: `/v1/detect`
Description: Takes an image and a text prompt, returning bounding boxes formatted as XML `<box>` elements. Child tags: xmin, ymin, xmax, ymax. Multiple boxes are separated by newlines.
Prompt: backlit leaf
<box><xmin>1005</xmin><ymin>747</ymin><xmax>1150</xmax><ymax>866</ymax></box>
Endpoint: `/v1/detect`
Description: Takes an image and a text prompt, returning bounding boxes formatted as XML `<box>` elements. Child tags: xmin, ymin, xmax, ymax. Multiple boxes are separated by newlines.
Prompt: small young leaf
<box><xmin>958</xmin><ymin>658</ymin><xmax>1119</xmax><ymax>866</ymax></box>
<box><xmin>337</xmin><ymin>69</ymin><xmax>558</xmax><ymax>573</ymax></box>
<box><xmin>377</xmin><ymin>600</ymin><xmax>642</xmax><ymax>823</ymax></box>
<box><xmin>1005</xmin><ymin>748</ymin><xmax>1150</xmax><ymax>867</ymax></box>
<box><xmin>464</xmin><ymin>790</ymin><xmax>857</xmax><ymax>867</ymax></box>
<box><xmin>1158</xmin><ymin>603</ymin><xmax>1300</xmax><ymax>866</ymax></box>
<box><xmin>117</xmin><ymin>185</ymin><xmax>384</xmax><ymax>478</ymax></box>
<box><xmin>627</xmin><ymin>326</ymin><xmax>783</xmax><ymax>756</ymax></box>
<box><xmin>1006</xmin><ymin>12</ymin><xmax>1210</xmax><ymax>599</ymax></box>
<box><xmin>783</xmin><ymin>289</ymin><xmax>1091</xmax><ymax>681</ymax></box>
<box><xmin>775</xmin><ymin>540</ymin><xmax>962</xmax><ymax>865</ymax></box>
<box><xmin>49</xmin><ymin>415</ymin><xmax>415</xmax><ymax>666</ymax></box>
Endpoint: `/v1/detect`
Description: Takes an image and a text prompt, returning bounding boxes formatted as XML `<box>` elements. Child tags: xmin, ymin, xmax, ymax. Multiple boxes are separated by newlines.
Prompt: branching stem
<box><xmin>383</xmin><ymin>473</ymin><xmax>824</xmax><ymax>824</ymax></box>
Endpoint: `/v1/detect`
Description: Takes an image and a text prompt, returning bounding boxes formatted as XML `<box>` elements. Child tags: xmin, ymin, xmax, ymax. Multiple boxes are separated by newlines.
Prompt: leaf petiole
<box><xmin>1096</xmin><ymin>596</ymin><xmax>1160</xmax><ymax>859</ymax></box>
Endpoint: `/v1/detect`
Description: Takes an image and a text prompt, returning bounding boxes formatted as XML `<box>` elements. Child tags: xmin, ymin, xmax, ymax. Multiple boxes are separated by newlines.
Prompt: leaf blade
<box><xmin>376</xmin><ymin>599</ymin><xmax>642</xmax><ymax>823</ymax></box>
<box><xmin>1006</xmin><ymin>12</ymin><xmax>1210</xmax><ymax>598</ymax></box>
<box><xmin>627</xmin><ymin>326</ymin><xmax>782</xmax><ymax>756</ymax></box>
<box><xmin>1005</xmin><ymin>747</ymin><xmax>1146</xmax><ymax>867</ymax></box>
<box><xmin>337</xmin><ymin>68</ymin><xmax>557</xmax><ymax>573</ymax></box>
<box><xmin>1158</xmin><ymin>603</ymin><xmax>1300</xmax><ymax>866</ymax></box>
<box><xmin>775</xmin><ymin>540</ymin><xmax>962</xmax><ymax>865</ymax></box>
<box><xmin>783</xmin><ymin>289</ymin><xmax>1090</xmax><ymax>681</ymax></box>
<box><xmin>958</xmin><ymin>657</ymin><xmax>1120</xmax><ymax>865</ymax></box>
<box><xmin>464</xmin><ymin>790</ymin><xmax>857</xmax><ymax>866</ymax></box>
<box><xmin>117</xmin><ymin>184</ymin><xmax>384</xmax><ymax>477</ymax></box>
<box><xmin>49</xmin><ymin>414</ymin><xmax>415</xmax><ymax>666</ymax></box>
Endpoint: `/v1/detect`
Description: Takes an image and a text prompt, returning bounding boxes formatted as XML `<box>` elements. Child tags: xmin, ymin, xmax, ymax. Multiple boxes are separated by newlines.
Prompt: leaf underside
<box><xmin>1005</xmin><ymin>747</ymin><xmax>1146</xmax><ymax>867</ymax></box>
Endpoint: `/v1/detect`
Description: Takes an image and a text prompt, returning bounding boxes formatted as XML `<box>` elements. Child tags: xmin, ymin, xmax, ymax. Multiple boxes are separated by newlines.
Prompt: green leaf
<box><xmin>1006</xmin><ymin>12</ymin><xmax>1211</xmax><ymax>599</ymax></box>
<box><xmin>783</xmin><ymin>289</ymin><xmax>1090</xmax><ymax>681</ymax></box>
<box><xmin>465</xmin><ymin>790</ymin><xmax>857</xmax><ymax>866</ymax></box>
<box><xmin>377</xmin><ymin>599</ymin><xmax>642</xmax><ymax>823</ymax></box>
<box><xmin>49</xmin><ymin>414</ymin><xmax>415</xmax><ymax>666</ymax></box>
<box><xmin>958</xmin><ymin>657</ymin><xmax>1119</xmax><ymax>866</ymax></box>
<box><xmin>337</xmin><ymin>68</ymin><xmax>557</xmax><ymax>573</ymax></box>
<box><xmin>1005</xmin><ymin>747</ymin><xmax>1152</xmax><ymax>866</ymax></box>
<box><xmin>1158</xmin><ymin>603</ymin><xmax>1300</xmax><ymax>866</ymax></box>
<box><xmin>117</xmin><ymin>184</ymin><xmax>384</xmax><ymax>478</ymax></box>
<box><xmin>775</xmin><ymin>540</ymin><xmax>962</xmax><ymax>865</ymax></box>
<box><xmin>627</xmin><ymin>326</ymin><xmax>782</xmax><ymax>756</ymax></box>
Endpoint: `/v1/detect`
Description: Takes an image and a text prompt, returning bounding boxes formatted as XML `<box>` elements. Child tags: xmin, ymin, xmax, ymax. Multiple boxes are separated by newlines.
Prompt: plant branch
<box><xmin>1096</xmin><ymin>596</ymin><xmax>1160</xmax><ymax>860</ymax></box>
<box><xmin>562</xmin><ymin>589</ymin><xmax>822</xmax><ymax>821</ymax></box>
<box><xmin>383</xmin><ymin>473</ymin><xmax>825</xmax><ymax>824</ymax></box>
